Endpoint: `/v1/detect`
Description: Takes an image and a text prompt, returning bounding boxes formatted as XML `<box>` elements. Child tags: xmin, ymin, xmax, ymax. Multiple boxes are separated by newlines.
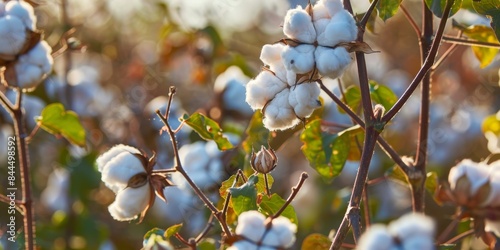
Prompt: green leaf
<box><xmin>425</xmin><ymin>0</ymin><xmax>462</xmax><ymax>18</ymax></box>
<box><xmin>385</xmin><ymin>165</ymin><xmax>409</xmax><ymax>185</ymax></box>
<box><xmin>425</xmin><ymin>171</ymin><xmax>439</xmax><ymax>195</ymax></box>
<box><xmin>369</xmin><ymin>81</ymin><xmax>398</xmax><ymax>111</ymax></box>
<box><xmin>144</xmin><ymin>228</ymin><xmax>165</xmax><ymax>241</ymax></box>
<box><xmin>300</xmin><ymin>120</ymin><xmax>350</xmax><ymax>181</ymax></box>
<box><xmin>181</xmin><ymin>113</ymin><xmax>233</xmax><ymax>151</ymax></box>
<box><xmin>338</xmin><ymin>85</ymin><xmax>361</xmax><ymax>114</ymax></box>
<box><xmin>473</xmin><ymin>0</ymin><xmax>500</xmax><ymax>42</ymax></box>
<box><xmin>482</xmin><ymin>113</ymin><xmax>500</xmax><ymax>135</ymax></box>
<box><xmin>36</xmin><ymin>103</ymin><xmax>86</xmax><ymax>147</ymax></box>
<box><xmin>453</xmin><ymin>21</ymin><xmax>500</xmax><ymax>67</ymax></box>
<box><xmin>301</xmin><ymin>233</ymin><xmax>331</xmax><ymax>250</ymax></box>
<box><xmin>164</xmin><ymin>223</ymin><xmax>182</xmax><ymax>239</ymax></box>
<box><xmin>370</xmin><ymin>0</ymin><xmax>402</xmax><ymax>21</ymax></box>
<box><xmin>255</xmin><ymin>173</ymin><xmax>274</xmax><ymax>194</ymax></box>
<box><xmin>229</xmin><ymin>175</ymin><xmax>258</xmax><ymax>215</ymax></box>
<box><xmin>197</xmin><ymin>239</ymin><xmax>217</xmax><ymax>250</ymax></box>
<box><xmin>258</xmin><ymin>194</ymin><xmax>298</xmax><ymax>226</ymax></box>
<box><xmin>242</xmin><ymin>112</ymin><xmax>270</xmax><ymax>153</ymax></box>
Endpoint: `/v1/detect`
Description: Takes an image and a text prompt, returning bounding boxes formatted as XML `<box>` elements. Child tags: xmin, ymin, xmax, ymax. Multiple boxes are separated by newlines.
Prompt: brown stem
<box><xmin>330</xmin><ymin>127</ymin><xmax>379</xmax><ymax>249</ymax></box>
<box><xmin>362</xmin><ymin>182</ymin><xmax>371</xmax><ymax>228</ymax></box>
<box><xmin>437</xmin><ymin>216</ymin><xmax>460</xmax><ymax>244</ymax></box>
<box><xmin>443</xmin><ymin>229</ymin><xmax>474</xmax><ymax>245</ymax></box>
<box><xmin>382</xmin><ymin>0</ymin><xmax>455</xmax><ymax>123</ymax></box>
<box><xmin>272</xmin><ymin>172</ymin><xmax>308</xmax><ymax>219</ymax></box>
<box><xmin>400</xmin><ymin>5</ymin><xmax>422</xmax><ymax>36</ymax></box>
<box><xmin>195</xmin><ymin>215</ymin><xmax>215</xmax><ymax>243</ymax></box>
<box><xmin>25</xmin><ymin>124</ymin><xmax>41</xmax><ymax>144</ymax></box>
<box><xmin>359</xmin><ymin>0</ymin><xmax>379</xmax><ymax>28</ymax></box>
<box><xmin>432</xmin><ymin>31</ymin><xmax>463</xmax><ymax>71</ymax></box>
<box><xmin>221</xmin><ymin>170</ymin><xmax>243</xmax><ymax>228</ymax></box>
<box><xmin>441</xmin><ymin>35</ymin><xmax>500</xmax><ymax>48</ymax></box>
<box><xmin>151</xmin><ymin>169</ymin><xmax>178</xmax><ymax>174</ymax></box>
<box><xmin>61</xmin><ymin>0</ymin><xmax>73</xmax><ymax>110</ymax></box>
<box><xmin>264</xmin><ymin>173</ymin><xmax>271</xmax><ymax>197</ymax></box>
<box><xmin>156</xmin><ymin>87</ymin><xmax>232</xmax><ymax>237</ymax></box>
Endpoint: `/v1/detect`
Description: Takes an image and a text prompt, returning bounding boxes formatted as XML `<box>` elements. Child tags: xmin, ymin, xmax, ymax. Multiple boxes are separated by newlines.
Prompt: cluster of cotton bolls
<box><xmin>447</xmin><ymin>159</ymin><xmax>500</xmax><ymax>236</ymax></box>
<box><xmin>0</xmin><ymin>1</ymin><xmax>53</xmax><ymax>90</ymax></box>
<box><xmin>229</xmin><ymin>210</ymin><xmax>297</xmax><ymax>250</ymax></box>
<box><xmin>356</xmin><ymin>213</ymin><xmax>435</xmax><ymax>250</ymax></box>
<box><xmin>245</xmin><ymin>0</ymin><xmax>357</xmax><ymax>131</ymax></box>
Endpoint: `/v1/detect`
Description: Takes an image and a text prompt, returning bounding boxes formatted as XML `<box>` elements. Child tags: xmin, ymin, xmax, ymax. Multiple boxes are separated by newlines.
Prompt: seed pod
<box><xmin>251</xmin><ymin>146</ymin><xmax>278</xmax><ymax>174</ymax></box>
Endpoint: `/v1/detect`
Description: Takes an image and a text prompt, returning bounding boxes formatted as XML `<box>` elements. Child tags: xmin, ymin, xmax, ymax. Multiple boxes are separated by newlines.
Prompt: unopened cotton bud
<box><xmin>251</xmin><ymin>146</ymin><xmax>277</xmax><ymax>174</ymax></box>
<box><xmin>283</xmin><ymin>7</ymin><xmax>316</xmax><ymax>43</ymax></box>
<box><xmin>315</xmin><ymin>47</ymin><xmax>352</xmax><ymax>79</ymax></box>
<box><xmin>263</xmin><ymin>89</ymin><xmax>300</xmax><ymax>131</ymax></box>
<box><xmin>281</xmin><ymin>45</ymin><xmax>315</xmax><ymax>74</ymax></box>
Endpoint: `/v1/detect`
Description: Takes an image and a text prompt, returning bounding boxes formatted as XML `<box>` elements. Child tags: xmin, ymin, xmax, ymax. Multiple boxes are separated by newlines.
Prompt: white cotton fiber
<box><xmin>281</xmin><ymin>44</ymin><xmax>315</xmax><ymax>74</ymax></box>
<box><xmin>0</xmin><ymin>16</ymin><xmax>27</xmax><ymax>56</ymax></box>
<box><xmin>288</xmin><ymin>82</ymin><xmax>321</xmax><ymax>118</ymax></box>
<box><xmin>283</xmin><ymin>7</ymin><xmax>316</xmax><ymax>43</ymax></box>
<box><xmin>263</xmin><ymin>89</ymin><xmax>300</xmax><ymax>131</ymax></box>
<box><xmin>245</xmin><ymin>71</ymin><xmax>287</xmax><ymax>110</ymax></box>
<box><xmin>314</xmin><ymin>47</ymin><xmax>352</xmax><ymax>79</ymax></box>
<box><xmin>5</xmin><ymin>0</ymin><xmax>37</xmax><ymax>31</ymax></box>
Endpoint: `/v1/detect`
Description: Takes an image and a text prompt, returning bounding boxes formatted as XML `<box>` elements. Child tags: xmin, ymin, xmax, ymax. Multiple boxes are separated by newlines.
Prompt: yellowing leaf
<box><xmin>36</xmin><ymin>103</ymin><xmax>86</xmax><ymax>147</ymax></box>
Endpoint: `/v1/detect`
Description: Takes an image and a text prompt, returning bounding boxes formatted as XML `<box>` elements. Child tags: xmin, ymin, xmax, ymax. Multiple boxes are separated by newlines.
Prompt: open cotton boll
<box><xmin>108</xmin><ymin>184</ymin><xmax>151</xmax><ymax>221</ymax></box>
<box><xmin>356</xmin><ymin>225</ymin><xmax>396</xmax><ymax>250</ymax></box>
<box><xmin>485</xmin><ymin>131</ymin><xmax>500</xmax><ymax>153</ymax></box>
<box><xmin>96</xmin><ymin>144</ymin><xmax>141</xmax><ymax>172</ymax></box>
<box><xmin>315</xmin><ymin>47</ymin><xmax>352</xmax><ymax>79</ymax></box>
<box><xmin>0</xmin><ymin>16</ymin><xmax>27</xmax><ymax>56</ymax></box>
<box><xmin>282</xmin><ymin>44</ymin><xmax>315</xmax><ymax>74</ymax></box>
<box><xmin>322</xmin><ymin>0</ymin><xmax>344</xmax><ymax>17</ymax></box>
<box><xmin>318</xmin><ymin>13</ymin><xmax>357</xmax><ymax>46</ymax></box>
<box><xmin>312</xmin><ymin>0</ymin><xmax>330</xmax><ymax>21</ymax></box>
<box><xmin>246</xmin><ymin>70</ymin><xmax>287</xmax><ymax>110</ymax></box>
<box><xmin>448</xmin><ymin>159</ymin><xmax>490</xmax><ymax>195</ymax></box>
<box><xmin>262</xmin><ymin>216</ymin><xmax>297</xmax><ymax>248</ymax></box>
<box><xmin>227</xmin><ymin>241</ymin><xmax>259</xmax><ymax>250</ymax></box>
<box><xmin>235</xmin><ymin>211</ymin><xmax>267</xmax><ymax>243</ymax></box>
<box><xmin>5</xmin><ymin>0</ymin><xmax>37</xmax><ymax>31</ymax></box>
<box><xmin>263</xmin><ymin>89</ymin><xmax>300</xmax><ymax>131</ymax></box>
<box><xmin>100</xmin><ymin>151</ymin><xmax>146</xmax><ymax>192</ymax></box>
<box><xmin>483</xmin><ymin>162</ymin><xmax>500</xmax><ymax>206</ymax></box>
<box><xmin>13</xmin><ymin>41</ymin><xmax>53</xmax><ymax>90</ymax></box>
<box><xmin>388</xmin><ymin>213</ymin><xmax>435</xmax><ymax>241</ymax></box>
<box><xmin>283</xmin><ymin>7</ymin><xmax>316</xmax><ymax>43</ymax></box>
<box><xmin>260</xmin><ymin>43</ymin><xmax>286</xmax><ymax>67</ymax></box>
<box><xmin>288</xmin><ymin>82</ymin><xmax>321</xmax><ymax>118</ymax></box>
<box><xmin>313</xmin><ymin>18</ymin><xmax>330</xmax><ymax>43</ymax></box>
<box><xmin>401</xmin><ymin>234</ymin><xmax>436</xmax><ymax>250</ymax></box>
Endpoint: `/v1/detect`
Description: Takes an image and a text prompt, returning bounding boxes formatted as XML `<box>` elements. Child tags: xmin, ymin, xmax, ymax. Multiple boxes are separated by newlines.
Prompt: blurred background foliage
<box><xmin>0</xmin><ymin>0</ymin><xmax>499</xmax><ymax>249</ymax></box>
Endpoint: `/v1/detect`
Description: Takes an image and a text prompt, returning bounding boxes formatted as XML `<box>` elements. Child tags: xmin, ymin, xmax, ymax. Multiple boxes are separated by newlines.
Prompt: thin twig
<box><xmin>151</xmin><ymin>169</ymin><xmax>177</xmax><ymax>174</ymax></box>
<box><xmin>195</xmin><ymin>215</ymin><xmax>215</xmax><ymax>243</ymax></box>
<box><xmin>174</xmin><ymin>233</ymin><xmax>194</xmax><ymax>249</ymax></box>
<box><xmin>432</xmin><ymin>31</ymin><xmax>463</xmax><ymax>71</ymax></box>
<box><xmin>437</xmin><ymin>216</ymin><xmax>461</xmax><ymax>244</ymax></box>
<box><xmin>0</xmin><ymin>91</ymin><xmax>15</xmax><ymax>112</ymax></box>
<box><xmin>442</xmin><ymin>35</ymin><xmax>500</xmax><ymax>48</ymax></box>
<box><xmin>362</xmin><ymin>182</ymin><xmax>371</xmax><ymax>228</ymax></box>
<box><xmin>382</xmin><ymin>0</ymin><xmax>456</xmax><ymax>123</ymax></box>
<box><xmin>400</xmin><ymin>5</ymin><xmax>421</xmax><ymax>37</ymax></box>
<box><xmin>156</xmin><ymin>87</ymin><xmax>232</xmax><ymax>238</ymax></box>
<box><xmin>25</xmin><ymin>124</ymin><xmax>40</xmax><ymax>144</ymax></box>
<box><xmin>443</xmin><ymin>229</ymin><xmax>474</xmax><ymax>245</ymax></box>
<box><xmin>221</xmin><ymin>170</ymin><xmax>243</xmax><ymax>225</ymax></box>
<box><xmin>264</xmin><ymin>173</ymin><xmax>271</xmax><ymax>197</ymax></box>
<box><xmin>272</xmin><ymin>172</ymin><xmax>308</xmax><ymax>219</ymax></box>
<box><xmin>0</xmin><ymin>194</ymin><xmax>22</xmax><ymax>205</ymax></box>
<box><xmin>359</xmin><ymin>0</ymin><xmax>379</xmax><ymax>29</ymax></box>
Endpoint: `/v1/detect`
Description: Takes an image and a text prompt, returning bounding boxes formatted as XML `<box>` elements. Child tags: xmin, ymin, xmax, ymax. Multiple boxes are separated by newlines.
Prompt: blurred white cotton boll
<box><xmin>41</xmin><ymin>168</ymin><xmax>69</xmax><ymax>212</ymax></box>
<box><xmin>235</xmin><ymin>211</ymin><xmax>267</xmax><ymax>242</ymax></box>
<box><xmin>485</xmin><ymin>131</ymin><xmax>500</xmax><ymax>153</ymax></box>
<box><xmin>263</xmin><ymin>89</ymin><xmax>300</xmax><ymax>131</ymax></box>
<box><xmin>282</xmin><ymin>45</ymin><xmax>315</xmax><ymax>74</ymax></box>
<box><xmin>245</xmin><ymin>70</ymin><xmax>287</xmax><ymax>110</ymax></box>
<box><xmin>356</xmin><ymin>225</ymin><xmax>396</xmax><ymax>250</ymax></box>
<box><xmin>0</xmin><ymin>16</ymin><xmax>27</xmax><ymax>56</ymax></box>
<box><xmin>14</xmin><ymin>41</ymin><xmax>53</xmax><ymax>90</ymax></box>
<box><xmin>177</xmin><ymin>141</ymin><xmax>224</xmax><ymax>189</ymax></box>
<box><xmin>388</xmin><ymin>213</ymin><xmax>435</xmax><ymax>241</ymax></box>
<box><xmin>214</xmin><ymin>66</ymin><xmax>253</xmax><ymax>116</ymax></box>
<box><xmin>315</xmin><ymin>47</ymin><xmax>352</xmax><ymax>79</ymax></box>
<box><xmin>448</xmin><ymin>159</ymin><xmax>490</xmax><ymax>195</ymax></box>
<box><xmin>283</xmin><ymin>7</ymin><xmax>316</xmax><ymax>43</ymax></box>
<box><xmin>263</xmin><ymin>217</ymin><xmax>297</xmax><ymax>248</ymax></box>
<box><xmin>485</xmin><ymin>220</ymin><xmax>500</xmax><ymax>237</ymax></box>
<box><xmin>227</xmin><ymin>241</ymin><xmax>259</xmax><ymax>250</ymax></box>
<box><xmin>5</xmin><ymin>0</ymin><xmax>37</xmax><ymax>31</ymax></box>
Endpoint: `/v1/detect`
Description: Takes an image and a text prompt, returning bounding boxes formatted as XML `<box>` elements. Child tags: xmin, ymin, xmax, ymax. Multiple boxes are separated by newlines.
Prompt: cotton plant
<box><xmin>228</xmin><ymin>211</ymin><xmax>297</xmax><ymax>250</ymax></box>
<box><xmin>357</xmin><ymin>213</ymin><xmax>436</xmax><ymax>250</ymax></box>
<box><xmin>0</xmin><ymin>0</ymin><xmax>53</xmax><ymax>90</ymax></box>
<box><xmin>245</xmin><ymin>0</ymin><xmax>360</xmax><ymax>131</ymax></box>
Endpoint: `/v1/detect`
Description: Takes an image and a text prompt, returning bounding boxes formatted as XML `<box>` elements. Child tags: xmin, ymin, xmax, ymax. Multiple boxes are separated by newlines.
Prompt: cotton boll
<box><xmin>312</xmin><ymin>0</ymin><xmax>330</xmax><ymax>21</ymax></box>
<box><xmin>388</xmin><ymin>213</ymin><xmax>435</xmax><ymax>241</ymax></box>
<box><xmin>448</xmin><ymin>159</ymin><xmax>490</xmax><ymax>195</ymax></box>
<box><xmin>485</xmin><ymin>131</ymin><xmax>500</xmax><ymax>153</ymax></box>
<box><xmin>266</xmin><ymin>217</ymin><xmax>297</xmax><ymax>248</ymax></box>
<box><xmin>315</xmin><ymin>47</ymin><xmax>352</xmax><ymax>79</ymax></box>
<box><xmin>263</xmin><ymin>89</ymin><xmax>300</xmax><ymax>131</ymax></box>
<box><xmin>96</xmin><ymin>144</ymin><xmax>141</xmax><ymax>172</ymax></box>
<box><xmin>260</xmin><ymin>43</ymin><xmax>286</xmax><ymax>68</ymax></box>
<box><xmin>214</xmin><ymin>66</ymin><xmax>253</xmax><ymax>116</ymax></box>
<box><xmin>401</xmin><ymin>235</ymin><xmax>435</xmax><ymax>250</ymax></box>
<box><xmin>313</xmin><ymin>18</ymin><xmax>330</xmax><ymax>42</ymax></box>
<box><xmin>483</xmin><ymin>163</ymin><xmax>500</xmax><ymax>206</ymax></box>
<box><xmin>282</xmin><ymin>44</ymin><xmax>315</xmax><ymax>74</ymax></box>
<box><xmin>5</xmin><ymin>0</ymin><xmax>37</xmax><ymax>30</ymax></box>
<box><xmin>246</xmin><ymin>70</ymin><xmax>287</xmax><ymax>110</ymax></box>
<box><xmin>289</xmin><ymin>82</ymin><xmax>321</xmax><ymax>118</ymax></box>
<box><xmin>356</xmin><ymin>225</ymin><xmax>396</xmax><ymax>250</ymax></box>
<box><xmin>40</xmin><ymin>168</ymin><xmax>70</xmax><ymax>212</ymax></box>
<box><xmin>318</xmin><ymin>12</ymin><xmax>357</xmax><ymax>46</ymax></box>
<box><xmin>283</xmin><ymin>7</ymin><xmax>316</xmax><ymax>43</ymax></box>
<box><xmin>485</xmin><ymin>220</ymin><xmax>500</xmax><ymax>237</ymax></box>
<box><xmin>227</xmin><ymin>241</ymin><xmax>259</xmax><ymax>250</ymax></box>
<box><xmin>0</xmin><ymin>16</ymin><xmax>27</xmax><ymax>56</ymax></box>
<box><xmin>13</xmin><ymin>41</ymin><xmax>53</xmax><ymax>90</ymax></box>
<box><xmin>100</xmin><ymin>152</ymin><xmax>146</xmax><ymax>192</ymax></box>
<box><xmin>108</xmin><ymin>184</ymin><xmax>151</xmax><ymax>221</ymax></box>
<box><xmin>323</xmin><ymin>0</ymin><xmax>344</xmax><ymax>17</ymax></box>
<box><xmin>235</xmin><ymin>211</ymin><xmax>267</xmax><ymax>243</ymax></box>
